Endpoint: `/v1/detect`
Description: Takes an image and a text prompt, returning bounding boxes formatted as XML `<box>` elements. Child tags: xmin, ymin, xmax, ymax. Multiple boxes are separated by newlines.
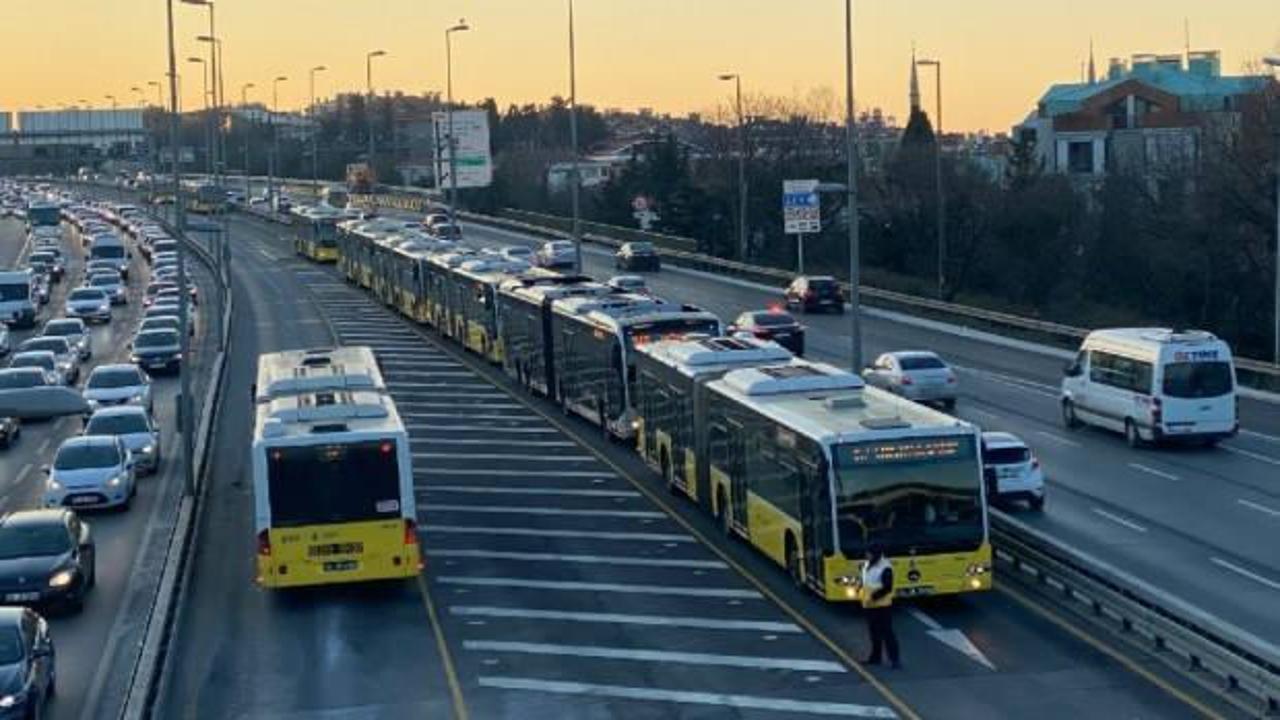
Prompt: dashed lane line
<box><xmin>1091</xmin><ymin>508</ymin><xmax>1149</xmax><ymax>533</ymax></box>
<box><xmin>451</xmin><ymin>606</ymin><xmax>794</xmax><ymax>632</ymax></box>
<box><xmin>1127</xmin><ymin>463</ymin><xmax>1180</xmax><ymax>482</ymax></box>
<box><xmin>1236</xmin><ymin>498</ymin><xmax>1280</xmax><ymax>519</ymax></box>
<box><xmin>437</xmin><ymin>577</ymin><xmax>758</xmax><ymax>599</ymax></box>
<box><xmin>463</xmin><ymin>640</ymin><xmax>844</xmax><ymax>673</ymax></box>
<box><xmin>430</xmin><ymin>549</ymin><xmax>726</xmax><ymax>570</ymax></box>
<box><xmin>425</xmin><ymin>503</ymin><xmax>666</xmax><ymax>520</ymax></box>
<box><xmin>426</xmin><ymin>526</ymin><xmax>694</xmax><ymax>542</ymax></box>
<box><xmin>1209</xmin><ymin>557</ymin><xmax>1280</xmax><ymax>591</ymax></box>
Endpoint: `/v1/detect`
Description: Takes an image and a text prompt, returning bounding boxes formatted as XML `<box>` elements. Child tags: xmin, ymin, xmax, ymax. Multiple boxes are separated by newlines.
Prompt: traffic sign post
<box><xmin>783</xmin><ymin>179</ymin><xmax>820</xmax><ymax>273</ymax></box>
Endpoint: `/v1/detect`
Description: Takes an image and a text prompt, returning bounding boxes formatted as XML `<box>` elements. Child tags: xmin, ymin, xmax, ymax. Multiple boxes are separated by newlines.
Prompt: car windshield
<box><xmin>0</xmin><ymin>371</ymin><xmax>44</xmax><ymax>389</ymax></box>
<box><xmin>54</xmin><ymin>443</ymin><xmax>121</xmax><ymax>470</ymax></box>
<box><xmin>1161</xmin><ymin>361</ymin><xmax>1234</xmax><ymax>399</ymax></box>
<box><xmin>11</xmin><ymin>355</ymin><xmax>52</xmax><ymax>370</ymax></box>
<box><xmin>833</xmin><ymin>435</ymin><xmax>984</xmax><ymax>556</ymax></box>
<box><xmin>0</xmin><ymin>627</ymin><xmax>23</xmax><ymax>664</ymax></box>
<box><xmin>808</xmin><ymin>279</ymin><xmax>838</xmax><ymax>291</ymax></box>
<box><xmin>92</xmin><ymin>245</ymin><xmax>125</xmax><ymax>259</ymax></box>
<box><xmin>0</xmin><ymin>523</ymin><xmax>71</xmax><ymax>560</ymax></box>
<box><xmin>89</xmin><ymin>368</ymin><xmax>143</xmax><ymax>389</ymax></box>
<box><xmin>629</xmin><ymin>242</ymin><xmax>655</xmax><ymax>253</ymax></box>
<box><xmin>89</xmin><ymin>275</ymin><xmax>117</xmax><ymax>287</ymax></box>
<box><xmin>141</xmin><ymin>320</ymin><xmax>179</xmax><ymax>333</ymax></box>
<box><xmin>753</xmin><ymin>313</ymin><xmax>795</xmax><ymax>327</ymax></box>
<box><xmin>87</xmin><ymin>413</ymin><xmax>149</xmax><ymax>435</ymax></box>
<box><xmin>44</xmin><ymin>322</ymin><xmax>80</xmax><ymax>337</ymax></box>
<box><xmin>983</xmin><ymin>445</ymin><xmax>1030</xmax><ymax>465</ymax></box>
<box><xmin>70</xmin><ymin>289</ymin><xmax>105</xmax><ymax>302</ymax></box>
<box><xmin>21</xmin><ymin>339</ymin><xmax>64</xmax><ymax>354</ymax></box>
<box><xmin>136</xmin><ymin>331</ymin><xmax>178</xmax><ymax>348</ymax></box>
<box><xmin>899</xmin><ymin>355</ymin><xmax>946</xmax><ymax>371</ymax></box>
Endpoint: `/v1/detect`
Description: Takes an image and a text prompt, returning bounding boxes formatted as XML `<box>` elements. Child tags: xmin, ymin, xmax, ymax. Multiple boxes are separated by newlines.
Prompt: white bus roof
<box><xmin>707</xmin><ymin>359</ymin><xmax>971</xmax><ymax>445</ymax></box>
<box><xmin>254</xmin><ymin>389</ymin><xmax>405</xmax><ymax>442</ymax></box>
<box><xmin>553</xmin><ymin>294</ymin><xmax>717</xmax><ymax>330</ymax></box>
<box><xmin>255</xmin><ymin>346</ymin><xmax>386</xmax><ymax>402</ymax></box>
<box><xmin>636</xmin><ymin>336</ymin><xmax>793</xmax><ymax>378</ymax></box>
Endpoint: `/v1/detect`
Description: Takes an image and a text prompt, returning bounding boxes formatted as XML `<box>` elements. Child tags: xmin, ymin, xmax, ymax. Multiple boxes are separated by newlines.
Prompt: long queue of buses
<box><xmin>251</xmin><ymin>207</ymin><xmax>993</xmax><ymax>602</ymax></box>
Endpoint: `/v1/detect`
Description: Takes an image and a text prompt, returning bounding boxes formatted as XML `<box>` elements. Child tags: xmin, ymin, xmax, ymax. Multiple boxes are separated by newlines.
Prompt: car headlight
<box><xmin>140</xmin><ymin>444</ymin><xmax>155</xmax><ymax>455</ymax></box>
<box><xmin>0</xmin><ymin>693</ymin><xmax>20</xmax><ymax>708</ymax></box>
<box><xmin>107</xmin><ymin>473</ymin><xmax>123</xmax><ymax>487</ymax></box>
<box><xmin>47</xmin><ymin>477</ymin><xmax>62</xmax><ymax>491</ymax></box>
<box><xmin>49</xmin><ymin>569</ymin><xmax>75</xmax><ymax>588</ymax></box>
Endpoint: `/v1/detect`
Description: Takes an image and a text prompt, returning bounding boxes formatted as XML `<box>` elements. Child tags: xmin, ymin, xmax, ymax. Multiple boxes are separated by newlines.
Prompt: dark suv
<box><xmin>784</xmin><ymin>275</ymin><xmax>844</xmax><ymax>314</ymax></box>
<box><xmin>0</xmin><ymin>607</ymin><xmax>55</xmax><ymax>718</ymax></box>
<box><xmin>615</xmin><ymin>242</ymin><xmax>661</xmax><ymax>272</ymax></box>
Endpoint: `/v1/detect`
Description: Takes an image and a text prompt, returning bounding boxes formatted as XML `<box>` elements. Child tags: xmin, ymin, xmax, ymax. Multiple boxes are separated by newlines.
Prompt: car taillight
<box><xmin>754</xmin><ymin>329</ymin><xmax>770</xmax><ymax>338</ymax></box>
<box><xmin>804</xmin><ymin>290</ymin><xmax>815</xmax><ymax>299</ymax></box>
<box><xmin>256</xmin><ymin>530</ymin><xmax>271</xmax><ymax>557</ymax></box>
<box><xmin>899</xmin><ymin>375</ymin><xmax>913</xmax><ymax>386</ymax></box>
<box><xmin>1151</xmin><ymin>397</ymin><xmax>1163</xmax><ymax>426</ymax></box>
<box><xmin>403</xmin><ymin>519</ymin><xmax>419</xmax><ymax>546</ymax></box>
<box><xmin>1031</xmin><ymin>456</ymin><xmax>1040</xmax><ymax>470</ymax></box>
<box><xmin>946</xmin><ymin>375</ymin><xmax>956</xmax><ymax>384</ymax></box>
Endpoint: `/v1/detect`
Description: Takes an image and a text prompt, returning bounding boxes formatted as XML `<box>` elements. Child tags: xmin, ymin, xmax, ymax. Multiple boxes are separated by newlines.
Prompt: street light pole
<box><xmin>445</xmin><ymin>20</ymin><xmax>470</xmax><ymax>226</ymax></box>
<box><xmin>918</xmin><ymin>57</ymin><xmax>945</xmax><ymax>299</ymax></box>
<box><xmin>366</xmin><ymin>50</ymin><xmax>386</xmax><ymax>167</ymax></box>
<box><xmin>197</xmin><ymin>35</ymin><xmax>223</xmax><ymax>186</ymax></box>
<box><xmin>844</xmin><ymin>0</ymin><xmax>863</xmax><ymax>371</ymax></box>
<box><xmin>164</xmin><ymin>0</ymin><xmax>194</xmax><ymax>499</ymax></box>
<box><xmin>718</xmin><ymin>73</ymin><xmax>748</xmax><ymax>261</ymax></box>
<box><xmin>187</xmin><ymin>56</ymin><xmax>210</xmax><ymax>175</ymax></box>
<box><xmin>184</xmin><ymin>0</ymin><xmax>219</xmax><ymax>177</ymax></box>
<box><xmin>567</xmin><ymin>0</ymin><xmax>582</xmax><ymax>274</ymax></box>
<box><xmin>241</xmin><ymin>82</ymin><xmax>255</xmax><ymax>201</ymax></box>
<box><xmin>270</xmin><ymin>76</ymin><xmax>287</xmax><ymax>201</ymax></box>
<box><xmin>1266</xmin><ymin>57</ymin><xmax>1280</xmax><ymax>365</ymax></box>
<box><xmin>310</xmin><ymin>65</ymin><xmax>327</xmax><ymax>194</ymax></box>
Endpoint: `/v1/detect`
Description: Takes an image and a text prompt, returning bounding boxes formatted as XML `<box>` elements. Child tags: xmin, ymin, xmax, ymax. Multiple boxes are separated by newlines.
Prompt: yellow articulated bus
<box><xmin>633</xmin><ymin>343</ymin><xmax>992</xmax><ymax>603</ymax></box>
<box><xmin>446</xmin><ymin>258</ymin><xmax>536</xmax><ymax>364</ymax></box>
<box><xmin>290</xmin><ymin>206</ymin><xmax>344</xmax><ymax>263</ymax></box>
<box><xmin>496</xmin><ymin>273</ymin><xmax>613</xmax><ymax>396</ymax></box>
<box><xmin>251</xmin><ymin>346</ymin><xmax>421</xmax><ymax>589</ymax></box>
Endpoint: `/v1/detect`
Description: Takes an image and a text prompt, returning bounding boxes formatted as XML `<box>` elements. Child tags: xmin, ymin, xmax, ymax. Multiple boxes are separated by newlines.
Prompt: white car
<box><xmin>607</xmin><ymin>275</ymin><xmax>649</xmax><ymax>295</ymax></box>
<box><xmin>499</xmin><ymin>246</ymin><xmax>535</xmax><ymax>264</ymax></box>
<box><xmin>86</xmin><ymin>259</ymin><xmax>123</xmax><ymax>279</ymax></box>
<box><xmin>16</xmin><ymin>337</ymin><xmax>79</xmax><ymax>385</ymax></box>
<box><xmin>85</xmin><ymin>272</ymin><xmax>127</xmax><ymax>305</ymax></box>
<box><xmin>981</xmin><ymin>432</ymin><xmax>1045</xmax><ymax>511</ymax></box>
<box><xmin>537</xmin><ymin>240</ymin><xmax>577</xmax><ymax>269</ymax></box>
<box><xmin>44</xmin><ymin>435</ymin><xmax>137</xmax><ymax>511</ymax></box>
<box><xmin>0</xmin><ymin>325</ymin><xmax>9</xmax><ymax>356</ymax></box>
<box><xmin>83</xmin><ymin>363</ymin><xmax>153</xmax><ymax>415</ymax></box>
<box><xmin>84</xmin><ymin>406</ymin><xmax>161</xmax><ymax>476</ymax></box>
<box><xmin>862</xmin><ymin>351</ymin><xmax>958</xmax><ymax>410</ymax></box>
<box><xmin>42</xmin><ymin>318</ymin><xmax>92</xmax><ymax>360</ymax></box>
<box><xmin>8</xmin><ymin>351</ymin><xmax>68</xmax><ymax>386</ymax></box>
<box><xmin>66</xmin><ymin>287</ymin><xmax>112</xmax><ymax>323</ymax></box>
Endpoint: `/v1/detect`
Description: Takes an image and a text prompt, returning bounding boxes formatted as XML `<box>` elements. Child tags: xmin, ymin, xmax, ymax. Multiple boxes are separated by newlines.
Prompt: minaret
<box><xmin>1088</xmin><ymin>38</ymin><xmax>1097</xmax><ymax>84</ymax></box>
<box><xmin>909</xmin><ymin>44</ymin><xmax>921</xmax><ymax>112</ymax></box>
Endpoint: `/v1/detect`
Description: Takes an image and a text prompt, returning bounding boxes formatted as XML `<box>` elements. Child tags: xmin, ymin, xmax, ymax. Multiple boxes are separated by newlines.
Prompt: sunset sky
<box><xmin>3</xmin><ymin>1</ymin><xmax>1278</xmax><ymax>132</ymax></box>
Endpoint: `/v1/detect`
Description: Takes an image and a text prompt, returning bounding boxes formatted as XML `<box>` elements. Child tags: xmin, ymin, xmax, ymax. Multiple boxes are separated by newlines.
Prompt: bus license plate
<box><xmin>308</xmin><ymin>542</ymin><xmax>363</xmax><ymax>558</ymax></box>
<box><xmin>322</xmin><ymin>560</ymin><xmax>358</xmax><ymax>572</ymax></box>
<box><xmin>897</xmin><ymin>586</ymin><xmax>934</xmax><ymax>598</ymax></box>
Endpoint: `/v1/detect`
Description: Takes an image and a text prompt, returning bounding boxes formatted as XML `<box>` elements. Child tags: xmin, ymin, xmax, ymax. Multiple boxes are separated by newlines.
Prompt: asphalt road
<box><xmin>153</xmin><ymin>211</ymin><xmax>1218</xmax><ymax>719</ymax></box>
<box><xmin>0</xmin><ymin>214</ymin><xmax>214</xmax><ymax>720</ymax></box>
<box><xmin>457</xmin><ymin>219</ymin><xmax>1280</xmax><ymax>647</ymax></box>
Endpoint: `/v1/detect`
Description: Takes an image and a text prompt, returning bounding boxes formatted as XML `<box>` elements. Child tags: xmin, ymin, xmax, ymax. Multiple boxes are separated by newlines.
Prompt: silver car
<box><xmin>16</xmin><ymin>337</ymin><xmax>78</xmax><ymax>385</ymax></box>
<box><xmin>8</xmin><ymin>351</ymin><xmax>67</xmax><ymax>386</ymax></box>
<box><xmin>43</xmin><ymin>435</ymin><xmax>136</xmax><ymax>511</ymax></box>
<box><xmin>83</xmin><ymin>364</ymin><xmax>153</xmax><ymax>415</ymax></box>
<box><xmin>65</xmin><ymin>287</ymin><xmax>112</xmax><ymax>323</ymax></box>
<box><xmin>84</xmin><ymin>406</ymin><xmax>160</xmax><ymax>476</ymax></box>
<box><xmin>41</xmin><ymin>318</ymin><xmax>92</xmax><ymax>360</ymax></box>
<box><xmin>537</xmin><ymin>240</ymin><xmax>577</xmax><ymax>269</ymax></box>
<box><xmin>863</xmin><ymin>351</ymin><xmax>958</xmax><ymax>410</ymax></box>
<box><xmin>86</xmin><ymin>273</ymin><xmax>126</xmax><ymax>305</ymax></box>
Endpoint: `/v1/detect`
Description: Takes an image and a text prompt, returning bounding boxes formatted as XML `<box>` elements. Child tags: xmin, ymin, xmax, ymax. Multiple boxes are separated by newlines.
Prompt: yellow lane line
<box><xmin>417</xmin><ymin>574</ymin><xmax>471</xmax><ymax>720</ymax></box>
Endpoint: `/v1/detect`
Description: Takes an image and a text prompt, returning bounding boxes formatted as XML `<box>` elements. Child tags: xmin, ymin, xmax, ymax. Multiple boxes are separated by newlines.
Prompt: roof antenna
<box><xmin>1088</xmin><ymin>37</ymin><xmax>1097</xmax><ymax>84</ymax></box>
<box><xmin>1184</xmin><ymin>17</ymin><xmax>1191</xmax><ymax>61</ymax></box>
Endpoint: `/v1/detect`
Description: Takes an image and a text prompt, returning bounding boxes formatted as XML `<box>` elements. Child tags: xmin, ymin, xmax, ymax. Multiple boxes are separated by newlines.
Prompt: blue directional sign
<box><xmin>783</xmin><ymin>179</ymin><xmax>821</xmax><ymax>234</ymax></box>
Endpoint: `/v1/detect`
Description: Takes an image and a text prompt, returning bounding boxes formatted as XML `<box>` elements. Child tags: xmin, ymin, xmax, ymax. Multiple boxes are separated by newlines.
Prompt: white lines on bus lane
<box><xmin>475</xmin><ymin>678</ymin><xmax>896</xmax><ymax>718</ymax></box>
<box><xmin>407</xmin><ymin>424</ymin><xmax>561</xmax><ymax>435</ymax></box>
<box><xmin>424</xmin><ymin>485</ymin><xmax>638</xmax><ymax>498</ymax></box>
<box><xmin>439</xmin><ymin>576</ymin><xmax>759</xmax><ymax>599</ymax></box>
<box><xmin>414</xmin><ymin>438</ymin><xmax>578</xmax><ymax>448</ymax></box>
<box><xmin>1220</xmin><ymin>444</ymin><xmax>1280</xmax><ymax>466</ymax></box>
<box><xmin>422</xmin><ymin>469</ymin><xmax>617</xmax><ymax>479</ymax></box>
<box><xmin>1236</xmin><ymin>498</ymin><xmax>1280</xmax><ymax>519</ymax></box>
<box><xmin>404</xmin><ymin>414</ymin><xmax>556</xmax><ymax>424</ymax></box>
<box><xmin>431</xmin><ymin>549</ymin><xmax>725</xmax><ymax>570</ymax></box>
<box><xmin>1126</xmin><ymin>463</ymin><xmax>1180</xmax><ymax>482</ymax></box>
<box><xmin>427</xmin><ymin>526</ymin><xmax>694</xmax><ymax>542</ymax></box>
<box><xmin>1091</xmin><ymin>508</ymin><xmax>1148</xmax><ymax>533</ymax></box>
<box><xmin>464</xmin><ymin>640</ymin><xmax>843</xmax><ymax>673</ymax></box>
<box><xmin>427</xmin><ymin>504</ymin><xmax>666</xmax><ymax>520</ymax></box>
<box><xmin>450</xmin><ymin>606</ymin><xmax>790</xmax><ymax>631</ymax></box>
<box><xmin>1034</xmin><ymin>430</ymin><xmax>1082</xmax><ymax>448</ymax></box>
<box><xmin>415</xmin><ymin>452</ymin><xmax>597</xmax><ymax>462</ymax></box>
<box><xmin>1209</xmin><ymin>557</ymin><xmax>1280</xmax><ymax>591</ymax></box>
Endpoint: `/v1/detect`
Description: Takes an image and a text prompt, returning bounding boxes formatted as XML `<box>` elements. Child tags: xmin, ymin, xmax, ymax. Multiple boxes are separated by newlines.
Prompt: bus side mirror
<box><xmin>1064</xmin><ymin>362</ymin><xmax>1082</xmax><ymax>378</ymax></box>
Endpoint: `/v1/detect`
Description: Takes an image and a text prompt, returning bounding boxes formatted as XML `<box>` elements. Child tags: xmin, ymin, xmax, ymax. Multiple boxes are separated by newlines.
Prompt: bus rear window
<box><xmin>267</xmin><ymin>440</ymin><xmax>402</xmax><ymax>527</ymax></box>
<box><xmin>1161</xmin><ymin>361</ymin><xmax>1233</xmax><ymax>399</ymax></box>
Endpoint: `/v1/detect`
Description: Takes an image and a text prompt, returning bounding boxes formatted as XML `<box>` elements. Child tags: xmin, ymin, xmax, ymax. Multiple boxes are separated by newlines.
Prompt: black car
<box><xmin>727</xmin><ymin>310</ymin><xmax>806</xmax><ymax>356</ymax></box>
<box><xmin>615</xmin><ymin>242</ymin><xmax>661</xmax><ymax>272</ymax></box>
<box><xmin>0</xmin><ymin>510</ymin><xmax>95</xmax><ymax>613</ymax></box>
<box><xmin>784</xmin><ymin>275</ymin><xmax>845</xmax><ymax>314</ymax></box>
<box><xmin>130</xmin><ymin>328</ymin><xmax>182</xmax><ymax>374</ymax></box>
<box><xmin>0</xmin><ymin>418</ymin><xmax>18</xmax><ymax>449</ymax></box>
<box><xmin>0</xmin><ymin>607</ymin><xmax>55</xmax><ymax>719</ymax></box>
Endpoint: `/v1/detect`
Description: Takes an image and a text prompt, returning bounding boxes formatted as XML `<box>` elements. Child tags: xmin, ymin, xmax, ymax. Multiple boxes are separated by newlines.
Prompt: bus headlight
<box><xmin>834</xmin><ymin>575</ymin><xmax>860</xmax><ymax>587</ymax></box>
<box><xmin>966</xmin><ymin>563</ymin><xmax>991</xmax><ymax>576</ymax></box>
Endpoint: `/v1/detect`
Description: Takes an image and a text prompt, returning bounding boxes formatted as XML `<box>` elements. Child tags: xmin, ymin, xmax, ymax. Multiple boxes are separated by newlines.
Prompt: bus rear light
<box><xmin>404</xmin><ymin>519</ymin><xmax>419</xmax><ymax>546</ymax></box>
<box><xmin>256</xmin><ymin>530</ymin><xmax>272</xmax><ymax>557</ymax></box>
<box><xmin>1151</xmin><ymin>397</ymin><xmax>1163</xmax><ymax>426</ymax></box>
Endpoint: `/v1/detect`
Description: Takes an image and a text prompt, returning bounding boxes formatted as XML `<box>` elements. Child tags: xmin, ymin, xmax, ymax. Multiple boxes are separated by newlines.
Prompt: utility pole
<box><xmin>718</xmin><ymin>73</ymin><xmax>748</xmax><ymax>261</ymax></box>
<box><xmin>844</xmin><ymin>0</ymin><xmax>862</xmax><ymax>371</ymax></box>
<box><xmin>918</xmin><ymin>57</ymin><xmax>946</xmax><ymax>299</ymax></box>
<box><xmin>241</xmin><ymin>82</ymin><xmax>254</xmax><ymax>201</ymax></box>
<box><xmin>310</xmin><ymin>65</ymin><xmax>327</xmax><ymax>193</ymax></box>
<box><xmin>567</xmin><ymin>0</ymin><xmax>582</xmax><ymax>273</ymax></box>
<box><xmin>165</xmin><ymin>0</ymin><xmax>194</xmax><ymax>498</ymax></box>
<box><xmin>366</xmin><ymin>50</ymin><xmax>386</xmax><ymax>168</ymax></box>
<box><xmin>270</xmin><ymin>76</ymin><xmax>287</xmax><ymax>201</ymax></box>
<box><xmin>445</xmin><ymin>20</ymin><xmax>470</xmax><ymax>226</ymax></box>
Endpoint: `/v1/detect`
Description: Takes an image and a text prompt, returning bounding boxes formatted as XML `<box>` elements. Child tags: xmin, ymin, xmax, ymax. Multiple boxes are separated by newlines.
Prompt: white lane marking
<box><xmin>1127</xmin><ymin>463</ymin><xmax>1180</xmax><ymax>482</ymax></box>
<box><xmin>423</xmin><ymin>485</ymin><xmax>638</xmax><ymax>498</ymax></box>
<box><xmin>422</xmin><ymin>469</ymin><xmax>615</xmax><ymax>478</ymax></box>
<box><xmin>1210</xmin><ymin>557</ymin><xmax>1280</xmax><ymax>591</ymax></box>
<box><xmin>414</xmin><ymin>452</ymin><xmax>596</xmax><ymax>462</ymax></box>
<box><xmin>1035</xmin><ymin>430</ymin><xmax>1082</xmax><ymax>448</ymax></box>
<box><xmin>426</xmin><ymin>525</ymin><xmax>691</xmax><ymax>542</ymax></box>
<box><xmin>452</xmin><ymin>606</ymin><xmax>791</xmax><ymax>631</ymax></box>
<box><xmin>907</xmin><ymin>609</ymin><xmax>996</xmax><ymax>671</ymax></box>
<box><xmin>414</xmin><ymin>438</ymin><xmax>577</xmax><ymax>448</ymax></box>
<box><xmin>953</xmin><ymin>365</ymin><xmax>1059</xmax><ymax>399</ymax></box>
<box><xmin>1220</xmin><ymin>444</ymin><xmax>1280</xmax><ymax>467</ymax></box>
<box><xmin>407</xmin><ymin>424</ymin><xmax>559</xmax><ymax>435</ymax></box>
<box><xmin>1091</xmin><ymin>508</ymin><xmax>1148</xmax><ymax>533</ymax></box>
<box><xmin>439</xmin><ymin>576</ymin><xmax>757</xmax><ymax>598</ymax></box>
<box><xmin>401</xmin><ymin>413</ymin><xmax>541</xmax><ymax>423</ymax></box>
<box><xmin>1238</xmin><ymin>429</ymin><xmax>1280</xmax><ymax>444</ymax></box>
<box><xmin>395</xmin><ymin>391</ymin><xmax>510</xmax><ymax>400</ymax></box>
<box><xmin>431</xmin><ymin>549</ymin><xmax>725</xmax><ymax>569</ymax></box>
<box><xmin>476</xmin><ymin>677</ymin><xmax>895</xmax><ymax>717</ymax></box>
<box><xmin>397</xmin><ymin>401</ymin><xmax>527</xmax><ymax>411</ymax></box>
<box><xmin>964</xmin><ymin>407</ymin><xmax>998</xmax><ymax>421</ymax></box>
<box><xmin>37</xmin><ymin>438</ymin><xmax>52</xmax><ymax>455</ymax></box>
<box><xmin>16</xmin><ymin>464</ymin><xmax>33</xmax><ymax>485</ymax></box>
<box><xmin>1237</xmin><ymin>498</ymin><xmax>1280</xmax><ymax>519</ymax></box>
<box><xmin>426</xmin><ymin>503</ymin><xmax>665</xmax><ymax>519</ymax></box>
<box><xmin>907</xmin><ymin>608</ymin><xmax>941</xmax><ymax>631</ymax></box>
<box><xmin>464</xmin><ymin>641</ymin><xmax>841</xmax><ymax>672</ymax></box>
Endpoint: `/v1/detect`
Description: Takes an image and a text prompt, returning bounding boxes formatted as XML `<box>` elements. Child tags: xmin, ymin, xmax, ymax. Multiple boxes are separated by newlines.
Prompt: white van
<box><xmin>0</xmin><ymin>270</ymin><xmax>37</xmax><ymax>328</ymax></box>
<box><xmin>1060</xmin><ymin>328</ymin><xmax>1238</xmax><ymax>447</ymax></box>
<box><xmin>88</xmin><ymin>234</ymin><xmax>130</xmax><ymax>279</ymax></box>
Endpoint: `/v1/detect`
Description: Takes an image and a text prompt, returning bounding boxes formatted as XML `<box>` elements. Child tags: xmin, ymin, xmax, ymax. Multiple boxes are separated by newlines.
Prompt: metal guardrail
<box><xmin>992</xmin><ymin>510</ymin><xmax>1279</xmax><ymax>717</ymax></box>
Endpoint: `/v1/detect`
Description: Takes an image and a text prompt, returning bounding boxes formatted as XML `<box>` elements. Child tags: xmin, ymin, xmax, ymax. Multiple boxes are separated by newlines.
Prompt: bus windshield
<box><xmin>1161</xmin><ymin>361</ymin><xmax>1233</xmax><ymax>399</ymax></box>
<box><xmin>832</xmin><ymin>435</ymin><xmax>984</xmax><ymax>556</ymax></box>
<box><xmin>267</xmin><ymin>440</ymin><xmax>403</xmax><ymax>527</ymax></box>
<box><xmin>626</xmin><ymin>318</ymin><xmax>720</xmax><ymax>350</ymax></box>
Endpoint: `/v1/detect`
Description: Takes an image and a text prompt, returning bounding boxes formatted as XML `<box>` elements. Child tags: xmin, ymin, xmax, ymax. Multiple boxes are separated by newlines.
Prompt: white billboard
<box><xmin>433</xmin><ymin>110</ymin><xmax>493</xmax><ymax>189</ymax></box>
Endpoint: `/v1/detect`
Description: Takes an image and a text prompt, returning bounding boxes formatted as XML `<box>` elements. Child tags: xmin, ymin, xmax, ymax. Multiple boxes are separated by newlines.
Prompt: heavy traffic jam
<box><xmin>0</xmin><ymin>181</ymin><xmax>196</xmax><ymax>717</ymax></box>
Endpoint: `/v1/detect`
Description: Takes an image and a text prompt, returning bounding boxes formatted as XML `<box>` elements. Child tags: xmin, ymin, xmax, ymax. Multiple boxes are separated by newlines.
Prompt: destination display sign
<box><xmin>843</xmin><ymin>436</ymin><xmax>972</xmax><ymax>466</ymax></box>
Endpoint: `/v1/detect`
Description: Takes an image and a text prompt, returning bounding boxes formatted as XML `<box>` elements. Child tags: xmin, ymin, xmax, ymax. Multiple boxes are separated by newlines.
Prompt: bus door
<box><xmin>799</xmin><ymin>455</ymin><xmax>827</xmax><ymax>587</ymax></box>
<box><xmin>727</xmin><ymin>419</ymin><xmax>748</xmax><ymax>531</ymax></box>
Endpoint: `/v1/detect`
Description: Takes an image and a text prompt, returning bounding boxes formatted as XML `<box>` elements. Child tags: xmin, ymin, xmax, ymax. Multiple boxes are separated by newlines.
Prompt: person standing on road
<box><xmin>861</xmin><ymin>543</ymin><xmax>900</xmax><ymax>668</ymax></box>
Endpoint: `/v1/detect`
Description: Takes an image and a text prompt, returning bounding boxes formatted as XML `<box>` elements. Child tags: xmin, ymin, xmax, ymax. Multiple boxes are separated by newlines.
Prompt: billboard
<box><xmin>432</xmin><ymin>110</ymin><xmax>493</xmax><ymax>189</ymax></box>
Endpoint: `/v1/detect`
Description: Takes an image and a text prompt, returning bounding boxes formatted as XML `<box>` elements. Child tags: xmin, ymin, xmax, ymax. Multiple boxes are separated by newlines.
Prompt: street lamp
<box><xmin>366</xmin><ymin>50</ymin><xmax>387</xmax><ymax>166</ymax></box>
<box><xmin>844</xmin><ymin>0</ymin><xmax>863</xmax><ymax>371</ymax></box>
<box><xmin>445</xmin><ymin>20</ymin><xmax>470</xmax><ymax>225</ymax></box>
<box><xmin>269</xmin><ymin>76</ymin><xmax>287</xmax><ymax>199</ymax></box>
<box><xmin>187</xmin><ymin>56</ymin><xmax>211</xmax><ymax>175</ymax></box>
<box><xmin>718</xmin><ymin>73</ymin><xmax>748</xmax><ymax>261</ymax></box>
<box><xmin>917</xmin><ymin>57</ymin><xmax>945</xmax><ymax>299</ymax></box>
<box><xmin>1265</xmin><ymin>56</ymin><xmax>1280</xmax><ymax>365</ymax></box>
<box><xmin>567</xmin><ymin>0</ymin><xmax>583</xmax><ymax>273</ymax></box>
<box><xmin>241</xmin><ymin>82</ymin><xmax>255</xmax><ymax>199</ymax></box>
<box><xmin>197</xmin><ymin>34</ymin><xmax>224</xmax><ymax>181</ymax></box>
<box><xmin>310</xmin><ymin>65</ymin><xmax>327</xmax><ymax>192</ymax></box>
<box><xmin>184</xmin><ymin>0</ymin><xmax>220</xmax><ymax>178</ymax></box>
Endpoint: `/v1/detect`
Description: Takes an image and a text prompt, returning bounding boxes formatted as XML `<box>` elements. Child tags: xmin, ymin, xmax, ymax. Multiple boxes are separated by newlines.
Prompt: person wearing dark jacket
<box><xmin>860</xmin><ymin>543</ymin><xmax>900</xmax><ymax>668</ymax></box>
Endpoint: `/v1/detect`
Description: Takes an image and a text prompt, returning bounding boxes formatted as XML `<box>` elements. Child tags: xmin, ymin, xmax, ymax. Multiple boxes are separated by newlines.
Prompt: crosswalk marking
<box><xmin>438</xmin><ymin>577</ymin><xmax>757</xmax><ymax>598</ymax></box>
<box><xmin>464</xmin><ymin>640</ymin><xmax>844</xmax><ymax>672</ymax></box>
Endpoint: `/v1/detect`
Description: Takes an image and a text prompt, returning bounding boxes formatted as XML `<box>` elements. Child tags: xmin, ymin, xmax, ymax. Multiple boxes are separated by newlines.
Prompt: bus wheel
<box><xmin>785</xmin><ymin>535</ymin><xmax>803</xmax><ymax>587</ymax></box>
